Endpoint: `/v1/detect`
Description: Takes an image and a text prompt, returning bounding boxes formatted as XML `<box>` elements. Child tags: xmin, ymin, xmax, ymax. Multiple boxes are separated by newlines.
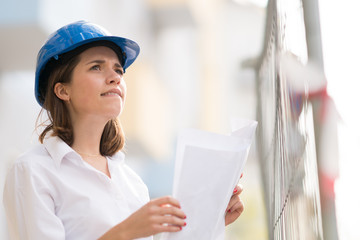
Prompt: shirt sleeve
<box><xmin>3</xmin><ymin>162</ymin><xmax>65</xmax><ymax>240</ymax></box>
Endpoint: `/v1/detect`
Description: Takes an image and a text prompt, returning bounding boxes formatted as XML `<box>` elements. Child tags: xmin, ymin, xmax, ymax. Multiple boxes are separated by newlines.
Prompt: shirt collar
<box><xmin>107</xmin><ymin>151</ymin><xmax>125</xmax><ymax>164</ymax></box>
<box><xmin>43</xmin><ymin>135</ymin><xmax>78</xmax><ymax>169</ymax></box>
<box><xmin>43</xmin><ymin>135</ymin><xmax>126</xmax><ymax>168</ymax></box>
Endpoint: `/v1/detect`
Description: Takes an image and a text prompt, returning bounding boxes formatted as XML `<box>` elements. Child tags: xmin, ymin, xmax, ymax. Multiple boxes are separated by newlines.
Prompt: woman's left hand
<box><xmin>225</xmin><ymin>183</ymin><xmax>244</xmax><ymax>226</ymax></box>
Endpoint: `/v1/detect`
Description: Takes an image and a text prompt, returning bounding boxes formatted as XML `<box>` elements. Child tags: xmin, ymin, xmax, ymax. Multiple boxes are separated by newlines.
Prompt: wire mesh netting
<box><xmin>256</xmin><ymin>0</ymin><xmax>324</xmax><ymax>239</ymax></box>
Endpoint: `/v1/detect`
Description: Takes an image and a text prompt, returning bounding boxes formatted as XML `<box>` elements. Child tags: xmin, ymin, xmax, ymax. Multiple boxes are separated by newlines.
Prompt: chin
<box><xmin>102</xmin><ymin>102</ymin><xmax>122</xmax><ymax>118</ymax></box>
<box><xmin>110</xmin><ymin>108</ymin><xmax>122</xmax><ymax>118</ymax></box>
<box><xmin>107</xmin><ymin>110</ymin><xmax>121</xmax><ymax>119</ymax></box>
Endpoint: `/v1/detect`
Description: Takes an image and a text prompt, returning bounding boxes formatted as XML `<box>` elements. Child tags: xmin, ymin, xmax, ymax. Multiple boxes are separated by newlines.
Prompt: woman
<box><xmin>3</xmin><ymin>21</ymin><xmax>244</xmax><ymax>240</ymax></box>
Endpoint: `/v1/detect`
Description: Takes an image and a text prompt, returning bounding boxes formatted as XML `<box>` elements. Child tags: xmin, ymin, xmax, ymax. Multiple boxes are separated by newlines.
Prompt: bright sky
<box><xmin>319</xmin><ymin>0</ymin><xmax>360</xmax><ymax>239</ymax></box>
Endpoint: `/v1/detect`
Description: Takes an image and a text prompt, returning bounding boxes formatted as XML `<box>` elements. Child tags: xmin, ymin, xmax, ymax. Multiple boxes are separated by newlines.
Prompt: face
<box><xmin>62</xmin><ymin>46</ymin><xmax>126</xmax><ymax>122</ymax></box>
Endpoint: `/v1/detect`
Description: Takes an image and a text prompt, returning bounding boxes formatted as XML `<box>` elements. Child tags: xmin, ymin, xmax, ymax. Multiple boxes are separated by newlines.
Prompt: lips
<box><xmin>101</xmin><ymin>88</ymin><xmax>122</xmax><ymax>98</ymax></box>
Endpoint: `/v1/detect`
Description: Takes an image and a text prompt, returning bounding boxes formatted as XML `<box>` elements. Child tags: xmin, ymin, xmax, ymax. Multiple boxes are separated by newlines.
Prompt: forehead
<box><xmin>78</xmin><ymin>46</ymin><xmax>121</xmax><ymax>63</ymax></box>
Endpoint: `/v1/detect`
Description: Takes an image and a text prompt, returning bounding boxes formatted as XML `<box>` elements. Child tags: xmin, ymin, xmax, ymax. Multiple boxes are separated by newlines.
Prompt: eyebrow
<box><xmin>86</xmin><ymin>60</ymin><xmax>123</xmax><ymax>69</ymax></box>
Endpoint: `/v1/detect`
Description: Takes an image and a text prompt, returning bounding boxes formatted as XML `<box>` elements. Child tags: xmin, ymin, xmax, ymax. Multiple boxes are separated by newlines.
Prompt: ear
<box><xmin>54</xmin><ymin>82</ymin><xmax>71</xmax><ymax>101</ymax></box>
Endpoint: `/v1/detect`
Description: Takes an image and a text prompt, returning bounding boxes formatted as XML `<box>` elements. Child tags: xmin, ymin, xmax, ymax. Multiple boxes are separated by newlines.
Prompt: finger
<box><xmin>225</xmin><ymin>204</ymin><xmax>243</xmax><ymax>226</ymax></box>
<box><xmin>232</xmin><ymin>184</ymin><xmax>243</xmax><ymax>196</ymax></box>
<box><xmin>151</xmin><ymin>196</ymin><xmax>181</xmax><ymax>208</ymax></box>
<box><xmin>226</xmin><ymin>194</ymin><xmax>241</xmax><ymax>212</ymax></box>
<box><xmin>229</xmin><ymin>199</ymin><xmax>244</xmax><ymax>214</ymax></box>
<box><xmin>158</xmin><ymin>205</ymin><xmax>186</xmax><ymax>219</ymax></box>
<box><xmin>153</xmin><ymin>223</ymin><xmax>183</xmax><ymax>234</ymax></box>
<box><xmin>154</xmin><ymin>215</ymin><xmax>187</xmax><ymax>227</ymax></box>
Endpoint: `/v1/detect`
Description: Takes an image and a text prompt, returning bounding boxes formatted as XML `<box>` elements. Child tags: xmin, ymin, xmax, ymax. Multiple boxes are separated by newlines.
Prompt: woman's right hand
<box><xmin>99</xmin><ymin>196</ymin><xmax>187</xmax><ymax>240</ymax></box>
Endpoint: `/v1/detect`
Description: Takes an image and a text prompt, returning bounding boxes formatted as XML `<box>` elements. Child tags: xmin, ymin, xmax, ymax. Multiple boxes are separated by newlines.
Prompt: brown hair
<box><xmin>37</xmin><ymin>45</ymin><xmax>125</xmax><ymax>156</ymax></box>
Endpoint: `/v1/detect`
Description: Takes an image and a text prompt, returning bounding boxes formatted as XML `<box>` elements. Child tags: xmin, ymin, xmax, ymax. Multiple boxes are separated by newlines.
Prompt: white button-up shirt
<box><xmin>3</xmin><ymin>136</ymin><xmax>151</xmax><ymax>240</ymax></box>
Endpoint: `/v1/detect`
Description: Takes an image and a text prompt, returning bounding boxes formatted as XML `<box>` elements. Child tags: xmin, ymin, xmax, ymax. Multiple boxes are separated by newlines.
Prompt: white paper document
<box><xmin>158</xmin><ymin>119</ymin><xmax>257</xmax><ymax>240</ymax></box>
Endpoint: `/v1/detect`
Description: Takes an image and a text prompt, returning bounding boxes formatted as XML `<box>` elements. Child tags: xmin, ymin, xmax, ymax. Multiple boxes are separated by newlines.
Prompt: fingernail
<box><xmin>233</xmin><ymin>188</ymin><xmax>238</xmax><ymax>194</ymax></box>
<box><xmin>184</xmin><ymin>222</ymin><xmax>187</xmax><ymax>226</ymax></box>
<box><xmin>179</xmin><ymin>227</ymin><xmax>182</xmax><ymax>230</ymax></box>
<box><xmin>240</xmin><ymin>173</ymin><xmax>244</xmax><ymax>178</ymax></box>
<box><xmin>184</xmin><ymin>215</ymin><xmax>187</xmax><ymax>219</ymax></box>
<box><xmin>227</xmin><ymin>209</ymin><xmax>231</xmax><ymax>213</ymax></box>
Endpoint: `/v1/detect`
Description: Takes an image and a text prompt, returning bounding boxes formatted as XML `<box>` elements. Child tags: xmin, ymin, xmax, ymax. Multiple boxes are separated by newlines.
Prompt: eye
<box><xmin>115</xmin><ymin>68</ymin><xmax>124</xmax><ymax>75</ymax></box>
<box><xmin>90</xmin><ymin>65</ymin><xmax>101</xmax><ymax>71</ymax></box>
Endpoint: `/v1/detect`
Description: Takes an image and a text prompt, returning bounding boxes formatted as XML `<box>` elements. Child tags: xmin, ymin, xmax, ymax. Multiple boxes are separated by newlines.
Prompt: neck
<box><xmin>71</xmin><ymin>115</ymin><xmax>108</xmax><ymax>156</ymax></box>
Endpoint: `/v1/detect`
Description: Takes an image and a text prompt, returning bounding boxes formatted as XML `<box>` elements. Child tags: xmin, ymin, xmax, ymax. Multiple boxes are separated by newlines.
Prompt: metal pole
<box><xmin>302</xmin><ymin>0</ymin><xmax>339</xmax><ymax>239</ymax></box>
<box><xmin>302</xmin><ymin>0</ymin><xmax>324</xmax><ymax>70</ymax></box>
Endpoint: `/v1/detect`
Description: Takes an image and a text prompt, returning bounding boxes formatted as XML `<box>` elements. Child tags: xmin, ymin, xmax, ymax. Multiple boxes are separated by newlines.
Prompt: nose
<box><xmin>106</xmin><ymin>69</ymin><xmax>121</xmax><ymax>85</ymax></box>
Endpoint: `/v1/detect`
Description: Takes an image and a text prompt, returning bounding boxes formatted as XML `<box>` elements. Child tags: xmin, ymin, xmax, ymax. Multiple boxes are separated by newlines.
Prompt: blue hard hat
<box><xmin>35</xmin><ymin>20</ymin><xmax>140</xmax><ymax>106</ymax></box>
